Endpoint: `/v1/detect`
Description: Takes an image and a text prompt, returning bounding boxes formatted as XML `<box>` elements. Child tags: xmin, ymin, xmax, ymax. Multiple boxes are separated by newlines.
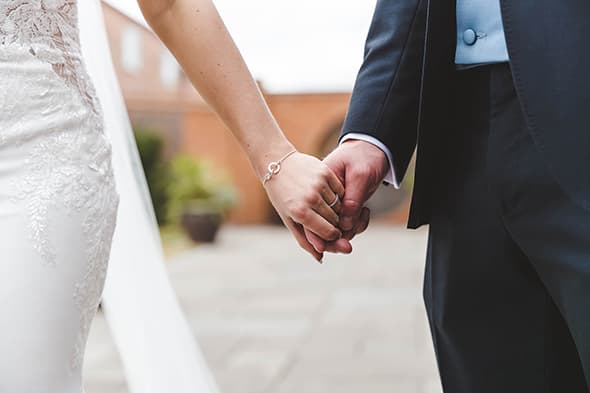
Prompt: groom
<box><xmin>305</xmin><ymin>0</ymin><xmax>590</xmax><ymax>392</ymax></box>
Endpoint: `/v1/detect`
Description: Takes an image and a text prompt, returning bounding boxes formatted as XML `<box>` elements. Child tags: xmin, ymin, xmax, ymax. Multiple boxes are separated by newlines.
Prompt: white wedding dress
<box><xmin>0</xmin><ymin>1</ymin><xmax>220</xmax><ymax>392</ymax></box>
<box><xmin>0</xmin><ymin>0</ymin><xmax>120</xmax><ymax>391</ymax></box>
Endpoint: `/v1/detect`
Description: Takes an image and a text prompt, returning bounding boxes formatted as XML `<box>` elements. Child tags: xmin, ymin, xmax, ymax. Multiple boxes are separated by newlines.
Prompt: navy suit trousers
<box><xmin>424</xmin><ymin>63</ymin><xmax>590</xmax><ymax>392</ymax></box>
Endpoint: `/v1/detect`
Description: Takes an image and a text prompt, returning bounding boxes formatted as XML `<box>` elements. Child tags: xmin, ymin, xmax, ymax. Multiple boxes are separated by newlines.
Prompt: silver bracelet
<box><xmin>262</xmin><ymin>150</ymin><xmax>297</xmax><ymax>186</ymax></box>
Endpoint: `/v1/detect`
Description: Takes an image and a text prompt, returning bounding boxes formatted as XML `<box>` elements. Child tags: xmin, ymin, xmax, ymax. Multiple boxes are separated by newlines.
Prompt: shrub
<box><xmin>133</xmin><ymin>127</ymin><xmax>170</xmax><ymax>225</ymax></box>
<box><xmin>166</xmin><ymin>154</ymin><xmax>238</xmax><ymax>223</ymax></box>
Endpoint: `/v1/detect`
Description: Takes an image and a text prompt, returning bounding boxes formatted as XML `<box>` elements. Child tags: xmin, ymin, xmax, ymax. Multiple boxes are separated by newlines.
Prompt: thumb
<box><xmin>339</xmin><ymin>169</ymin><xmax>372</xmax><ymax>232</ymax></box>
<box><xmin>323</xmin><ymin>150</ymin><xmax>346</xmax><ymax>184</ymax></box>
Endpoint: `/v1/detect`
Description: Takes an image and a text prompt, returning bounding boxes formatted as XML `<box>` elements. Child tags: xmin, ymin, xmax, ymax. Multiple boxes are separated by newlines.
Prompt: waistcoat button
<box><xmin>463</xmin><ymin>28</ymin><xmax>477</xmax><ymax>45</ymax></box>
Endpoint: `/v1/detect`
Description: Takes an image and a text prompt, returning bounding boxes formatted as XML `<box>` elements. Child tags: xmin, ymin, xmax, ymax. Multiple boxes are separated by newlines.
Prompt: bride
<box><xmin>0</xmin><ymin>0</ymin><xmax>347</xmax><ymax>391</ymax></box>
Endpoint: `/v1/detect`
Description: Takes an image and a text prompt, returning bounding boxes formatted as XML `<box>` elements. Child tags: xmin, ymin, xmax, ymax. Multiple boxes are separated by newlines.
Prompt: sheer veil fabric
<box><xmin>78</xmin><ymin>2</ymin><xmax>220</xmax><ymax>392</ymax></box>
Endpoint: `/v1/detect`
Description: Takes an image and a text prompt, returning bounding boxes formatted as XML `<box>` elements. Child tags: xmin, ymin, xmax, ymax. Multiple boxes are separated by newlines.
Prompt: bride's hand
<box><xmin>263</xmin><ymin>151</ymin><xmax>345</xmax><ymax>262</ymax></box>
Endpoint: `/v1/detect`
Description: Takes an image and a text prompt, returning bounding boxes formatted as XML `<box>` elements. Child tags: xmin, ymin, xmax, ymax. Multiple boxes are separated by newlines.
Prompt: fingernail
<box><xmin>341</xmin><ymin>216</ymin><xmax>353</xmax><ymax>230</ymax></box>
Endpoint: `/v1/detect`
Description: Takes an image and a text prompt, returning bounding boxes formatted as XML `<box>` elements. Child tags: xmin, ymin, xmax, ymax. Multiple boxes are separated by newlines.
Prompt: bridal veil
<box><xmin>78</xmin><ymin>2</ymin><xmax>220</xmax><ymax>392</ymax></box>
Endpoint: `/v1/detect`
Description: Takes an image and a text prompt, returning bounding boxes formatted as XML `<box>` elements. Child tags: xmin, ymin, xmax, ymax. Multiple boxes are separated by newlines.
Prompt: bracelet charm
<box><xmin>262</xmin><ymin>150</ymin><xmax>297</xmax><ymax>185</ymax></box>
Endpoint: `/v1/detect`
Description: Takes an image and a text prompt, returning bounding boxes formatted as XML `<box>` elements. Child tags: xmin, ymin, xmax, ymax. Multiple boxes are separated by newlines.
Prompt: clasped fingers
<box><xmin>287</xmin><ymin>165</ymin><xmax>345</xmax><ymax>242</ymax></box>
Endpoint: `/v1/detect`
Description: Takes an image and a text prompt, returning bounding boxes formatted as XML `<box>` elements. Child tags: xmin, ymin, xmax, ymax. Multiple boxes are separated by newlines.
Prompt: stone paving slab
<box><xmin>84</xmin><ymin>225</ymin><xmax>442</xmax><ymax>393</ymax></box>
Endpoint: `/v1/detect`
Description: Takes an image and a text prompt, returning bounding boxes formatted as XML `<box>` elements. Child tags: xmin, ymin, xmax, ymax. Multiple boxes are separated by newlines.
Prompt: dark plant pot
<box><xmin>181</xmin><ymin>208</ymin><xmax>223</xmax><ymax>243</ymax></box>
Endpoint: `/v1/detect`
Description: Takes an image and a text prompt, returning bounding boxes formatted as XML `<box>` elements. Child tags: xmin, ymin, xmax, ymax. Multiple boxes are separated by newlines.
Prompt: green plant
<box><xmin>166</xmin><ymin>154</ymin><xmax>238</xmax><ymax>223</ymax></box>
<box><xmin>134</xmin><ymin>127</ymin><xmax>170</xmax><ymax>225</ymax></box>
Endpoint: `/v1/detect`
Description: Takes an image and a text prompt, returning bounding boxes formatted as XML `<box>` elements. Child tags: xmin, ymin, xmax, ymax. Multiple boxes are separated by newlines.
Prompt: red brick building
<box><xmin>101</xmin><ymin>2</ymin><xmax>410</xmax><ymax>224</ymax></box>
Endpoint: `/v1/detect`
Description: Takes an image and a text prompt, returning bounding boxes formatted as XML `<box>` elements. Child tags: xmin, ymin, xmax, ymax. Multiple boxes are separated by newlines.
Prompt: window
<box><xmin>160</xmin><ymin>50</ymin><xmax>180</xmax><ymax>88</ymax></box>
<box><xmin>121</xmin><ymin>26</ymin><xmax>143</xmax><ymax>73</ymax></box>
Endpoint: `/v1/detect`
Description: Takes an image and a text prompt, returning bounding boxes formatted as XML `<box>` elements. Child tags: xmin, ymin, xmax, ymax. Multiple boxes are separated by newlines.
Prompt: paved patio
<box><xmin>84</xmin><ymin>225</ymin><xmax>442</xmax><ymax>393</ymax></box>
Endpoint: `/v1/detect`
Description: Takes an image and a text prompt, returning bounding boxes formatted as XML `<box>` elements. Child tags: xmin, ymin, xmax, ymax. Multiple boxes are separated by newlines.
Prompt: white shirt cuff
<box><xmin>340</xmin><ymin>133</ymin><xmax>400</xmax><ymax>189</ymax></box>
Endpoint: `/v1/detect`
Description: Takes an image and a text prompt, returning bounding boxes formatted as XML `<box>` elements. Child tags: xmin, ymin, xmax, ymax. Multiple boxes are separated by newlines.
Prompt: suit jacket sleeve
<box><xmin>341</xmin><ymin>0</ymin><xmax>428</xmax><ymax>183</ymax></box>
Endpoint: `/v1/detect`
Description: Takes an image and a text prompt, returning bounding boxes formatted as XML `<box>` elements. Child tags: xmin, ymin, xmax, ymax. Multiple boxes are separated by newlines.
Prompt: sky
<box><xmin>104</xmin><ymin>0</ymin><xmax>377</xmax><ymax>93</ymax></box>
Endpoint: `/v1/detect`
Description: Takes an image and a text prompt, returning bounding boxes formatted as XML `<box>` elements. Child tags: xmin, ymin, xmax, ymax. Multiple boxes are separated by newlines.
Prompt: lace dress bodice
<box><xmin>0</xmin><ymin>0</ymin><xmax>97</xmax><ymax>113</ymax></box>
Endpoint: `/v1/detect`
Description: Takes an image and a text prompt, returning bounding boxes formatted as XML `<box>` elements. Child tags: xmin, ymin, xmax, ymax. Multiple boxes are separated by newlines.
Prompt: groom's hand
<box><xmin>304</xmin><ymin>139</ymin><xmax>389</xmax><ymax>253</ymax></box>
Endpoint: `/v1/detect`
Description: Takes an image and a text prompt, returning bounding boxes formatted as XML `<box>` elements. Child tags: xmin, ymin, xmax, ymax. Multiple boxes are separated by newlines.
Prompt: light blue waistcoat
<box><xmin>455</xmin><ymin>0</ymin><xmax>509</xmax><ymax>64</ymax></box>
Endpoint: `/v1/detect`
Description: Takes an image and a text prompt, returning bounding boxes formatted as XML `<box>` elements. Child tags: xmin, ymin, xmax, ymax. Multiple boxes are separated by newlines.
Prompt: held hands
<box><xmin>264</xmin><ymin>140</ymin><xmax>388</xmax><ymax>262</ymax></box>
<box><xmin>263</xmin><ymin>150</ymin><xmax>345</xmax><ymax>262</ymax></box>
<box><xmin>304</xmin><ymin>139</ymin><xmax>389</xmax><ymax>256</ymax></box>
<box><xmin>138</xmin><ymin>0</ymin><xmax>385</xmax><ymax>260</ymax></box>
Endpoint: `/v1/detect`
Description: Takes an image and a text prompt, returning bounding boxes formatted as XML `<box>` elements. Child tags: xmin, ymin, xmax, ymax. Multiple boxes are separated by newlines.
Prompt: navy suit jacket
<box><xmin>342</xmin><ymin>0</ymin><xmax>590</xmax><ymax>228</ymax></box>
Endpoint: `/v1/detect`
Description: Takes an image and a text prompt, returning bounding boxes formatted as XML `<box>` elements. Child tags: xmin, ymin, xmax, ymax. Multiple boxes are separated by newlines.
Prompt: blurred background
<box><xmin>85</xmin><ymin>1</ymin><xmax>441</xmax><ymax>392</ymax></box>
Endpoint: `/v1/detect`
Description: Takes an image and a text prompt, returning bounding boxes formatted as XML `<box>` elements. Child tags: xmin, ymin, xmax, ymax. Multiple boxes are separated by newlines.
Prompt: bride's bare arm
<box><xmin>137</xmin><ymin>0</ymin><xmax>285</xmax><ymax>174</ymax></box>
<box><xmin>137</xmin><ymin>0</ymin><xmax>350</xmax><ymax>261</ymax></box>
